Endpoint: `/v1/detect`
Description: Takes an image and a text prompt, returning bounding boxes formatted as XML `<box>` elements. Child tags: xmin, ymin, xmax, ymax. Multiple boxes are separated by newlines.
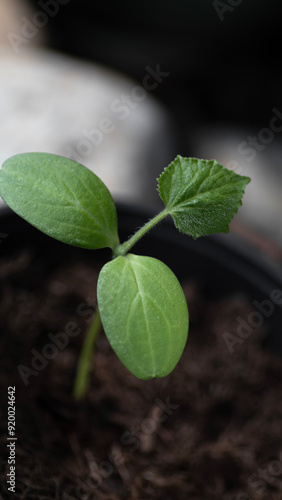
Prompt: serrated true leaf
<box><xmin>157</xmin><ymin>156</ymin><xmax>251</xmax><ymax>238</ymax></box>
<box><xmin>0</xmin><ymin>153</ymin><xmax>119</xmax><ymax>249</ymax></box>
<box><xmin>97</xmin><ymin>254</ymin><xmax>189</xmax><ymax>380</ymax></box>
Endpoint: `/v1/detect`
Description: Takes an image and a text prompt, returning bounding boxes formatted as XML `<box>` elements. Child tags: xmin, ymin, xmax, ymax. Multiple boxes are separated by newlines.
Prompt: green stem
<box><xmin>73</xmin><ymin>309</ymin><xmax>102</xmax><ymax>399</ymax></box>
<box><xmin>114</xmin><ymin>209</ymin><xmax>169</xmax><ymax>257</ymax></box>
<box><xmin>73</xmin><ymin>209</ymin><xmax>169</xmax><ymax>398</ymax></box>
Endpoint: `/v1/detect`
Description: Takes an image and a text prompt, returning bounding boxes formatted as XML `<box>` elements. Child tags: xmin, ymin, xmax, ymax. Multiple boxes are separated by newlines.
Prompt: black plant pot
<box><xmin>1</xmin><ymin>203</ymin><xmax>282</xmax><ymax>357</ymax></box>
<box><xmin>1</xmin><ymin>203</ymin><xmax>282</xmax><ymax>499</ymax></box>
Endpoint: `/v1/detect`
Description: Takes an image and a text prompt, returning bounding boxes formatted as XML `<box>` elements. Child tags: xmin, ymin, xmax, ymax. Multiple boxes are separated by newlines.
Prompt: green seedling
<box><xmin>0</xmin><ymin>154</ymin><xmax>250</xmax><ymax>398</ymax></box>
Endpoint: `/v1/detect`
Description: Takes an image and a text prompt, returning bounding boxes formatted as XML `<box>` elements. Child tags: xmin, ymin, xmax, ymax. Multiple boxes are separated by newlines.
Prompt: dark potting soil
<box><xmin>1</xmin><ymin>244</ymin><xmax>282</xmax><ymax>500</ymax></box>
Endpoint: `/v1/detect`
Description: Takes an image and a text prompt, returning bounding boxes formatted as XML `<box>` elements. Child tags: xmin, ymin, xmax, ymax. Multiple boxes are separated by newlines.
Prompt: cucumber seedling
<box><xmin>0</xmin><ymin>154</ymin><xmax>250</xmax><ymax>397</ymax></box>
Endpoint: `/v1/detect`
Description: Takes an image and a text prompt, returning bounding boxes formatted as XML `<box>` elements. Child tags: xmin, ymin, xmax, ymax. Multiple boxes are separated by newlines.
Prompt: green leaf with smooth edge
<box><xmin>157</xmin><ymin>156</ymin><xmax>251</xmax><ymax>239</ymax></box>
<box><xmin>0</xmin><ymin>153</ymin><xmax>119</xmax><ymax>250</ymax></box>
<box><xmin>97</xmin><ymin>254</ymin><xmax>189</xmax><ymax>380</ymax></box>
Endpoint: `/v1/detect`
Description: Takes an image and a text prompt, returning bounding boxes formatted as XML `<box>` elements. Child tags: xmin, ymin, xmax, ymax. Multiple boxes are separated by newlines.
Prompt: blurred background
<box><xmin>0</xmin><ymin>0</ymin><xmax>282</xmax><ymax>255</ymax></box>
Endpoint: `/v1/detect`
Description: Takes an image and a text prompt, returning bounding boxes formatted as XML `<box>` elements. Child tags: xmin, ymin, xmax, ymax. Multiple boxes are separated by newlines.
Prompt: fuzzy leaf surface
<box><xmin>97</xmin><ymin>254</ymin><xmax>189</xmax><ymax>380</ymax></box>
<box><xmin>0</xmin><ymin>153</ymin><xmax>119</xmax><ymax>249</ymax></box>
<box><xmin>157</xmin><ymin>156</ymin><xmax>251</xmax><ymax>238</ymax></box>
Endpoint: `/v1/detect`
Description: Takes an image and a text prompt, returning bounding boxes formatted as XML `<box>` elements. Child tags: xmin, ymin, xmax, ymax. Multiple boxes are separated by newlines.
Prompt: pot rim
<box><xmin>1</xmin><ymin>202</ymin><xmax>282</xmax><ymax>355</ymax></box>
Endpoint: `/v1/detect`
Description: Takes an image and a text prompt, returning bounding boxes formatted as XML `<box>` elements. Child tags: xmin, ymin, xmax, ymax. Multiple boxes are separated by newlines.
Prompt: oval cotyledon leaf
<box><xmin>97</xmin><ymin>254</ymin><xmax>189</xmax><ymax>380</ymax></box>
<box><xmin>157</xmin><ymin>156</ymin><xmax>251</xmax><ymax>239</ymax></box>
<box><xmin>0</xmin><ymin>153</ymin><xmax>119</xmax><ymax>250</ymax></box>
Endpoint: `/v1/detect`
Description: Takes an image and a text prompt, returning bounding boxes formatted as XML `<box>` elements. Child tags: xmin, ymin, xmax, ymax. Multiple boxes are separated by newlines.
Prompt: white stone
<box><xmin>0</xmin><ymin>47</ymin><xmax>173</xmax><ymax>207</ymax></box>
